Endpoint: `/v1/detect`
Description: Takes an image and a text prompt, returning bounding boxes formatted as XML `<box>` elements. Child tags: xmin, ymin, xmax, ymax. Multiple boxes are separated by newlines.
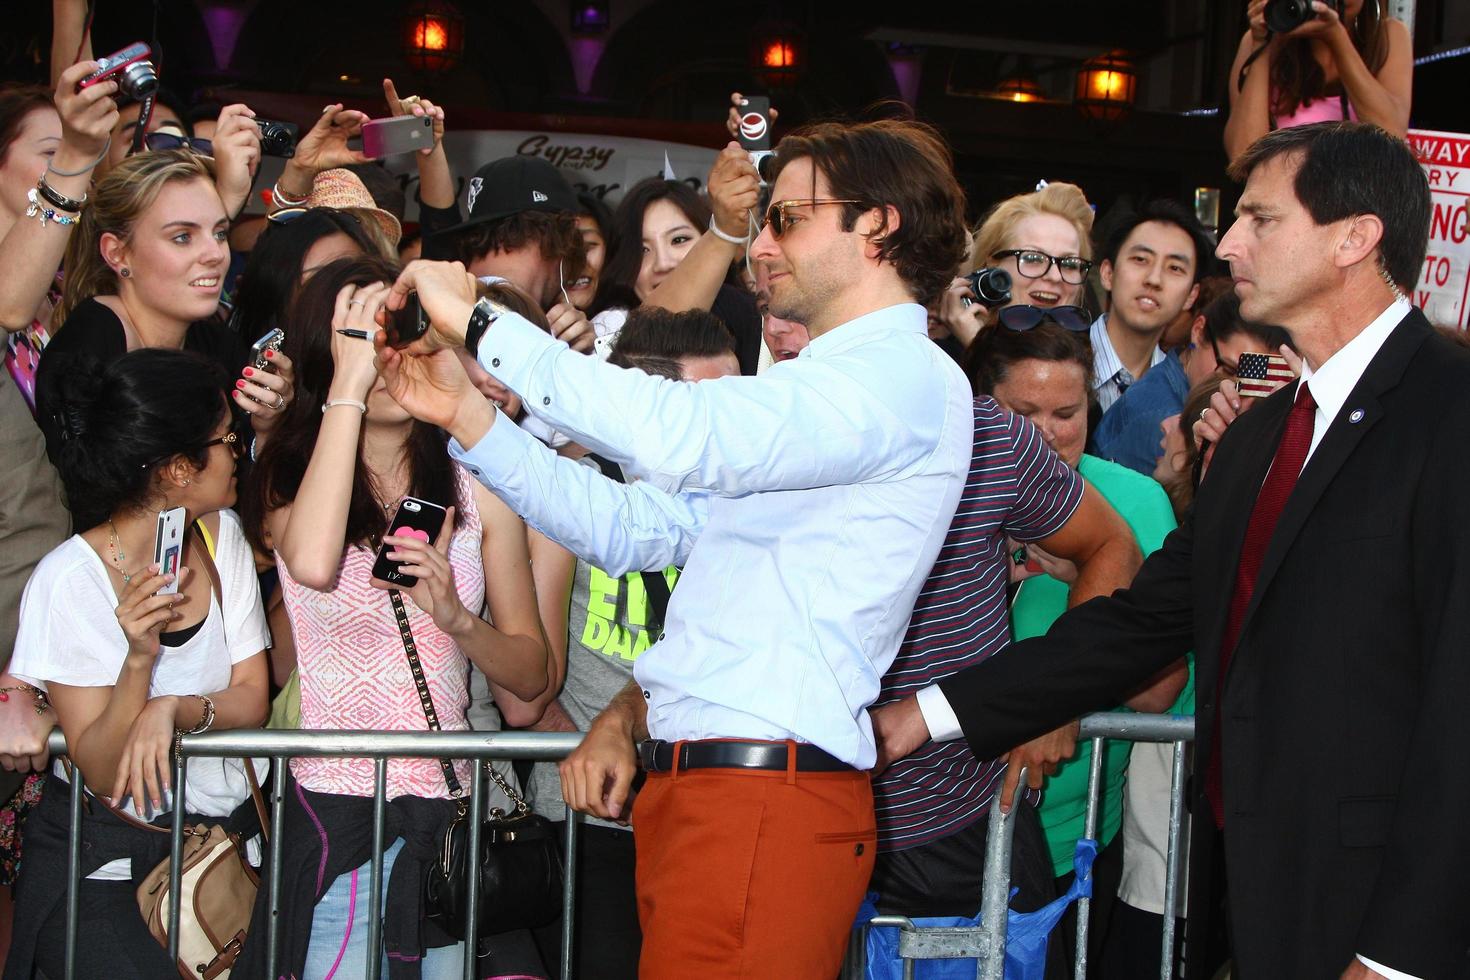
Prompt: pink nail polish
<box><xmin>243</xmin><ymin>367</ymin><xmax>254</xmax><ymax>377</ymax></box>
<box><xmin>235</xmin><ymin>380</ymin><xmax>246</xmax><ymax>389</ymax></box>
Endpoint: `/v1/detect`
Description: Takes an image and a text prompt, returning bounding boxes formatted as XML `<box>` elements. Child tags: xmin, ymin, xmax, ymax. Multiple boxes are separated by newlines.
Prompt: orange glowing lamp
<box><xmin>1075</xmin><ymin>52</ymin><xmax>1138</xmax><ymax>120</ymax></box>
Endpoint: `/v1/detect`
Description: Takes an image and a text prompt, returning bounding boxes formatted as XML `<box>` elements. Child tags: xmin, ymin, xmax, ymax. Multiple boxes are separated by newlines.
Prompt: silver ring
<box><xmin>349</xmin><ymin>299</ymin><xmax>365</xmax><ymax>307</ymax></box>
<box><xmin>274</xmin><ymin>392</ymin><xmax>286</xmax><ymax>410</ymax></box>
<box><xmin>1199</xmin><ymin>407</ymin><xmax>1211</xmax><ymax>420</ymax></box>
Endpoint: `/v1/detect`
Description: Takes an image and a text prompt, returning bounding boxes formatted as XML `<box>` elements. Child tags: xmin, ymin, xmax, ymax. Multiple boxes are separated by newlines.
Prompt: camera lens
<box><xmin>1264</xmin><ymin>0</ymin><xmax>1313</xmax><ymax>34</ymax></box>
<box><xmin>967</xmin><ymin>268</ymin><xmax>1013</xmax><ymax>307</ymax></box>
<box><xmin>119</xmin><ymin>61</ymin><xmax>159</xmax><ymax>100</ymax></box>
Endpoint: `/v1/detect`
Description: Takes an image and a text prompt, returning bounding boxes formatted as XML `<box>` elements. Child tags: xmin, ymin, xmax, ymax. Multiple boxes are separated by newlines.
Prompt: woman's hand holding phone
<box><xmin>237</xmin><ymin>349</ymin><xmax>296</xmax><ymax>434</ymax></box>
<box><xmin>371</xmin><ymin>506</ymin><xmax>469</xmax><ymax>633</ymax></box>
<box><xmin>115</xmin><ymin>565</ymin><xmax>184</xmax><ymax>661</ymax></box>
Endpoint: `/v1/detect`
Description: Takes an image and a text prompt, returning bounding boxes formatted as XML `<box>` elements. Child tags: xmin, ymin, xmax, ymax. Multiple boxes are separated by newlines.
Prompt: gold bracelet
<box><xmin>0</xmin><ymin>683</ymin><xmax>51</xmax><ymax>715</ymax></box>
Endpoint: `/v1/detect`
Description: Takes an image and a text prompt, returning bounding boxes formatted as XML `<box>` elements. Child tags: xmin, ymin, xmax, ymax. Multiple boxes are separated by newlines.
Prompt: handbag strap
<box><xmin>389</xmin><ymin>588</ymin><xmax>464</xmax><ymax>800</ymax></box>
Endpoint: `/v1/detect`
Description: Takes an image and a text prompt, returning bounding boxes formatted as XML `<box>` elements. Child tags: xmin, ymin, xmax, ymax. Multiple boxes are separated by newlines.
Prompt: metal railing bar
<box><xmin>174</xmin><ymin>729</ymin><xmax>584</xmax><ymax>759</ymax></box>
<box><xmin>1078</xmin><ymin>714</ymin><xmax>1193</xmax><ymax>742</ymax></box>
<box><xmin>1074</xmin><ymin>737</ymin><xmax>1106</xmax><ymax>980</ymax></box>
<box><xmin>367</xmin><ymin>758</ymin><xmax>387</xmax><ymax>980</ymax></box>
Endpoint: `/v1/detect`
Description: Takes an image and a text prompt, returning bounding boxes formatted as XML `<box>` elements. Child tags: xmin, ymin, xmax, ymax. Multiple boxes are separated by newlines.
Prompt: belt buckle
<box><xmin>637</xmin><ymin>739</ymin><xmax>663</xmax><ymax>772</ymax></box>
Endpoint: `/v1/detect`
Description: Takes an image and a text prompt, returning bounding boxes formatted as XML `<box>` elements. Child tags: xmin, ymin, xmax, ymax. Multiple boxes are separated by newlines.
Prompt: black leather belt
<box><xmin>638</xmin><ymin>738</ymin><xmax>855</xmax><ymax>774</ymax></box>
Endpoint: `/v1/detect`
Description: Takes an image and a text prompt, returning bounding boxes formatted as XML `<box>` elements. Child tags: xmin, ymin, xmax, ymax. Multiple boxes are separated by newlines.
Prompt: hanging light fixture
<box><xmin>1074</xmin><ymin>51</ymin><xmax>1137</xmax><ymax>120</ymax></box>
<box><xmin>751</xmin><ymin>22</ymin><xmax>804</xmax><ymax>89</ymax></box>
<box><xmin>994</xmin><ymin>76</ymin><xmax>1045</xmax><ymax>103</ymax></box>
<box><xmin>404</xmin><ymin>0</ymin><xmax>464</xmax><ymax>73</ymax></box>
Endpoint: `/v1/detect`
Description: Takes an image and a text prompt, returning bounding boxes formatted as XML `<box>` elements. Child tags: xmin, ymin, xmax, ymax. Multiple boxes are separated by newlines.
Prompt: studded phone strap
<box><xmin>389</xmin><ymin>589</ymin><xmax>464</xmax><ymax>800</ymax></box>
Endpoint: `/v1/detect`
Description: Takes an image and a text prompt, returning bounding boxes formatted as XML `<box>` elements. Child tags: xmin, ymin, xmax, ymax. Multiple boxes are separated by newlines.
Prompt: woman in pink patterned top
<box><xmin>243</xmin><ymin>256</ymin><xmax>548</xmax><ymax>979</ymax></box>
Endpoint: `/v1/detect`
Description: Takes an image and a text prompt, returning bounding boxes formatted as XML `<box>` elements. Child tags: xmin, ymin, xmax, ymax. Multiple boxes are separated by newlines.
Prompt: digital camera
<box><xmin>255</xmin><ymin>119</ymin><xmax>299</xmax><ymax>158</ymax></box>
<box><xmin>78</xmin><ymin>42</ymin><xmax>159</xmax><ymax>102</ymax></box>
<box><xmin>965</xmin><ymin>267</ymin><xmax>1013</xmax><ymax>308</ymax></box>
<box><xmin>1264</xmin><ymin>0</ymin><xmax>1342</xmax><ymax>34</ymax></box>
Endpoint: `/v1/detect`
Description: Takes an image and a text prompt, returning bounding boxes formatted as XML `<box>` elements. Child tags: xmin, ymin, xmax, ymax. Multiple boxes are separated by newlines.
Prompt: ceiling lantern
<box><xmin>404</xmin><ymin>0</ymin><xmax>464</xmax><ymax>73</ymax></box>
<box><xmin>1075</xmin><ymin>51</ymin><xmax>1137</xmax><ymax>120</ymax></box>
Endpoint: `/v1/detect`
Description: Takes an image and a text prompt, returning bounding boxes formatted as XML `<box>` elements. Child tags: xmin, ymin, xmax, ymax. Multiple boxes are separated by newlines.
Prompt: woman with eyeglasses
<box><xmin>6</xmin><ymin>348</ymin><xmax>269</xmax><ymax>980</ymax></box>
<box><xmin>935</xmin><ymin>182</ymin><xmax>1096</xmax><ymax>354</ymax></box>
<box><xmin>964</xmin><ymin>315</ymin><xmax>1190</xmax><ymax>964</ymax></box>
<box><xmin>35</xmin><ymin>148</ymin><xmax>294</xmax><ymax>465</ymax></box>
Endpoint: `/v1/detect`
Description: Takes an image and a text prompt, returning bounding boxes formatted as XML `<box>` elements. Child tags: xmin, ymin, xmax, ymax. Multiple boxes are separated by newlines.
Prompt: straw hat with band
<box><xmin>269</xmin><ymin>168</ymin><xmax>402</xmax><ymax>249</ymax></box>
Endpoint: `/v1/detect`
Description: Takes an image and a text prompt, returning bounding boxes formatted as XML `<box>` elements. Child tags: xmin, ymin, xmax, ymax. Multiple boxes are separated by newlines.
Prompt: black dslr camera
<box><xmin>965</xmin><ymin>267</ymin><xmax>1012</xmax><ymax>308</ymax></box>
<box><xmin>254</xmin><ymin>119</ymin><xmax>300</xmax><ymax>158</ymax></box>
<box><xmin>1264</xmin><ymin>0</ymin><xmax>1343</xmax><ymax>34</ymax></box>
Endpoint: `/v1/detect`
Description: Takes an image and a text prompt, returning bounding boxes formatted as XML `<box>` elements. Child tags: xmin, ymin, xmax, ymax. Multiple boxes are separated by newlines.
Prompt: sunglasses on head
<box><xmin>762</xmin><ymin>198</ymin><xmax>865</xmax><ymax>239</ymax></box>
<box><xmin>143</xmin><ymin>132</ymin><xmax>213</xmax><ymax>156</ymax></box>
<box><xmin>996</xmin><ymin>304</ymin><xmax>1092</xmax><ymax>333</ymax></box>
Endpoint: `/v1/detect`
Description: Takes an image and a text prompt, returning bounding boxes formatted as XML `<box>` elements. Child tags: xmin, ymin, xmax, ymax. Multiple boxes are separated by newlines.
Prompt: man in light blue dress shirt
<box><xmin>374</xmin><ymin>119</ymin><xmax>975</xmax><ymax>977</ymax></box>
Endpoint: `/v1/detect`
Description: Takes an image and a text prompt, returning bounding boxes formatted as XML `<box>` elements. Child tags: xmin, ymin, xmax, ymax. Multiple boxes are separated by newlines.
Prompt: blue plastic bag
<box><xmin>858</xmin><ymin>838</ymin><xmax>1098</xmax><ymax>980</ymax></box>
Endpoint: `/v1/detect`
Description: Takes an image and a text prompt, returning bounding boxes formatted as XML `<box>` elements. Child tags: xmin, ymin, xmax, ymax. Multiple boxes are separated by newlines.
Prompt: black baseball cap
<box><xmin>433</xmin><ymin>156</ymin><xmax>578</xmax><ymax>238</ymax></box>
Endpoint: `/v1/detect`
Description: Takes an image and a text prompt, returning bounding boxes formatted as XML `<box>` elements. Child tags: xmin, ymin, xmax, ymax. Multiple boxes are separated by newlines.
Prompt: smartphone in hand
<box><xmin>361</xmin><ymin>115</ymin><xmax>434</xmax><ymax>159</ymax></box>
<box><xmin>250</xmin><ymin>327</ymin><xmax>285</xmax><ymax>370</ymax></box>
<box><xmin>153</xmin><ymin>507</ymin><xmax>187</xmax><ymax>596</ymax></box>
<box><xmin>385</xmin><ymin>292</ymin><xmax>428</xmax><ymax>349</ymax></box>
<box><xmin>372</xmin><ymin>497</ymin><xmax>448</xmax><ymax>587</ymax></box>
<box><xmin>1236</xmin><ymin>352</ymin><xmax>1293</xmax><ymax>398</ymax></box>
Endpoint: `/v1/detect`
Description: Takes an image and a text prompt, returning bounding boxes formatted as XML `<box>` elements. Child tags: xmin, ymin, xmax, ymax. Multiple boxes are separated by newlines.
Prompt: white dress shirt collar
<box><xmin>801</xmin><ymin>303</ymin><xmax>927</xmax><ymax>360</ymax></box>
<box><xmin>1299</xmin><ymin>297</ymin><xmax>1410</xmax><ymax>429</ymax></box>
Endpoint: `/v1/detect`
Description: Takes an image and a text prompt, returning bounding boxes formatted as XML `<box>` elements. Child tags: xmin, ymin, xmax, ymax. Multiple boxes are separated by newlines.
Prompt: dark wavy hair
<box><xmin>593</xmin><ymin>178</ymin><xmax>717</xmax><ymax>314</ymax></box>
<box><xmin>1228</xmin><ymin>121</ymin><xmax>1429</xmax><ymax>292</ymax></box>
<box><xmin>965</xmin><ymin>320</ymin><xmax>1096</xmax><ymax>400</ymax></box>
<box><xmin>769</xmin><ymin>118</ymin><xmax>969</xmax><ymax>307</ymax></box>
<box><xmin>449</xmin><ymin>210</ymin><xmax>585</xmax><ymax>284</ymax></box>
<box><xmin>228</xmin><ymin>208</ymin><xmax>381</xmax><ymax>344</ymax></box>
<box><xmin>51</xmin><ymin>349</ymin><xmax>229</xmax><ymax>529</ymax></box>
<box><xmin>608</xmin><ymin>307</ymin><xmax>735</xmax><ymax>371</ymax></box>
<box><xmin>1266</xmin><ymin>4</ymin><xmax>1389</xmax><ymax>118</ymax></box>
<box><xmin>242</xmin><ymin>255</ymin><xmax>462</xmax><ymax>553</ymax></box>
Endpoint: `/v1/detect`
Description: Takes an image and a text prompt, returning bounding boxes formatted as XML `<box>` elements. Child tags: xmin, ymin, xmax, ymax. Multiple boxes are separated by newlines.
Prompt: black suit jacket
<box><xmin>940</xmin><ymin>309</ymin><xmax>1470</xmax><ymax>979</ymax></box>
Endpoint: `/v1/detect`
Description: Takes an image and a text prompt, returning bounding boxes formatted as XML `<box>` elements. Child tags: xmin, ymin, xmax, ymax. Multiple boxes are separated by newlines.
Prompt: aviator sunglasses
<box><xmin>763</xmin><ymin>198</ymin><xmax>866</xmax><ymax>238</ymax></box>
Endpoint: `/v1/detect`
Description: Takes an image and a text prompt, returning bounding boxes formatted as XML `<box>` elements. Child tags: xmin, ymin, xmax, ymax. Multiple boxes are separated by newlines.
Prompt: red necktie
<box><xmin>1206</xmin><ymin>383</ymin><xmax>1316</xmax><ymax>827</ymax></box>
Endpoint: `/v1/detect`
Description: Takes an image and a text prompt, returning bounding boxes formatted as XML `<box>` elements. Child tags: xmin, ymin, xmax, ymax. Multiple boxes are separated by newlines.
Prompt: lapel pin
<box><xmin>1349</xmin><ymin>409</ymin><xmax>1365</xmax><ymax>423</ymax></box>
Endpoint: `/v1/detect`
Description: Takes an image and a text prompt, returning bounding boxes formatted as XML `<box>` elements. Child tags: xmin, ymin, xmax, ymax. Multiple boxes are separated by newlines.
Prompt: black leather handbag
<box><xmin>387</xmin><ymin>590</ymin><xmax>564</xmax><ymax>941</ymax></box>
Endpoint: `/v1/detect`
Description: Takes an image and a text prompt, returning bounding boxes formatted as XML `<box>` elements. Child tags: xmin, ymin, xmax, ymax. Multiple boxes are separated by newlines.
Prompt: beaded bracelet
<box><xmin>0</xmin><ymin>684</ymin><xmax>52</xmax><ymax>716</ymax></box>
<box><xmin>25</xmin><ymin>189</ymin><xmax>81</xmax><ymax>228</ymax></box>
<box><xmin>271</xmin><ymin>180</ymin><xmax>309</xmax><ymax>208</ymax></box>
<box><xmin>173</xmin><ymin>694</ymin><xmax>216</xmax><ymax>756</ymax></box>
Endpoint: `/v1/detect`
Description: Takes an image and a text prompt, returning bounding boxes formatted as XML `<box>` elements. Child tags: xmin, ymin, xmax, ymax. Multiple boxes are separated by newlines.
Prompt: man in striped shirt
<box><xmin>869</xmin><ymin>395</ymin><xmax>1139</xmax><ymax>955</ymax></box>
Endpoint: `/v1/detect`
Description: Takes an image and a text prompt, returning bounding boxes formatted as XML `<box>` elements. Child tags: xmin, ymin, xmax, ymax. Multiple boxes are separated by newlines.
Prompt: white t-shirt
<box><xmin>1116</xmin><ymin>741</ymin><xmax>1191</xmax><ymax>916</ymax></box>
<box><xmin>11</xmin><ymin>509</ymin><xmax>270</xmax><ymax>878</ymax></box>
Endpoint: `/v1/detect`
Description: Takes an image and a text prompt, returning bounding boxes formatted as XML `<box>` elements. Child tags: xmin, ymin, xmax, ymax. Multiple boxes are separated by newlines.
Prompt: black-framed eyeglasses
<box><xmin>992</xmin><ymin>249</ymin><xmax>1095</xmax><ymax>285</ymax></box>
<box><xmin>996</xmin><ymin>304</ymin><xmax>1092</xmax><ymax>333</ymax></box>
<box><xmin>1210</xmin><ymin>337</ymin><xmax>1238</xmax><ymax>377</ymax></box>
<box><xmin>144</xmin><ymin>132</ymin><xmax>214</xmax><ymax>156</ymax></box>
<box><xmin>763</xmin><ymin>198</ymin><xmax>865</xmax><ymax>239</ymax></box>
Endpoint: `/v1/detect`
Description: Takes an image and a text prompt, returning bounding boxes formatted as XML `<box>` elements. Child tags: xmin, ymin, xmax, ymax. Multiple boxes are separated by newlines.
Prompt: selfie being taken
<box><xmin>0</xmin><ymin>1</ymin><xmax>1462</xmax><ymax>978</ymax></box>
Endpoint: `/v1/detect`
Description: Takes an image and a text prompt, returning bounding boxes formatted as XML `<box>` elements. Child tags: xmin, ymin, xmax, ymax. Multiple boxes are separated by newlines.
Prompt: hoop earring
<box><xmin>119</xmin><ymin>267</ymin><xmax>131</xmax><ymax>279</ymax></box>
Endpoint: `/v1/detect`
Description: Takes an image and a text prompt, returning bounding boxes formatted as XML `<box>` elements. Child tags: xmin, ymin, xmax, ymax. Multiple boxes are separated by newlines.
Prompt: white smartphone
<box><xmin>153</xmin><ymin>506</ymin><xmax>187</xmax><ymax>595</ymax></box>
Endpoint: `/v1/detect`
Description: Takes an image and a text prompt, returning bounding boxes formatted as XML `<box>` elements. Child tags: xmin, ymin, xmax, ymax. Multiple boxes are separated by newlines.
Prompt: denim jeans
<box><xmin>304</xmin><ymin>837</ymin><xmax>465</xmax><ymax>979</ymax></box>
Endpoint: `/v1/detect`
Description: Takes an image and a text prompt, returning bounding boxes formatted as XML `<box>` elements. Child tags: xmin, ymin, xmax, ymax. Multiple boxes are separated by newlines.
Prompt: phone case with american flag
<box><xmin>1237</xmin><ymin>352</ymin><xmax>1293</xmax><ymax>398</ymax></box>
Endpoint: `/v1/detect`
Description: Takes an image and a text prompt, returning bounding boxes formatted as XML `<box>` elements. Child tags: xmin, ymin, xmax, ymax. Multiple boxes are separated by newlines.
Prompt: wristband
<box><xmin>0</xmin><ymin>684</ymin><xmax>51</xmax><ymax>716</ymax></box>
<box><xmin>36</xmin><ymin>175</ymin><xmax>87</xmax><ymax>213</ymax></box>
<box><xmin>46</xmin><ymin>136</ymin><xmax>111</xmax><ymax>178</ymax></box>
<box><xmin>708</xmin><ymin>215</ymin><xmax>751</xmax><ymax>246</ymax></box>
<box><xmin>321</xmin><ymin>399</ymin><xmax>367</xmax><ymax>414</ymax></box>
<box><xmin>271</xmin><ymin>180</ymin><xmax>309</xmax><ymax>208</ymax></box>
<box><xmin>465</xmin><ymin>296</ymin><xmax>509</xmax><ymax>358</ymax></box>
<box><xmin>174</xmin><ymin>694</ymin><xmax>216</xmax><ymax>756</ymax></box>
<box><xmin>25</xmin><ymin>189</ymin><xmax>81</xmax><ymax>228</ymax></box>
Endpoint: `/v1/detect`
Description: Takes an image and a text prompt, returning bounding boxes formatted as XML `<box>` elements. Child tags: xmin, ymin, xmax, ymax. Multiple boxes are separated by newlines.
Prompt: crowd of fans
<box><xmin>0</xmin><ymin>1</ymin><xmax>1435</xmax><ymax>978</ymax></box>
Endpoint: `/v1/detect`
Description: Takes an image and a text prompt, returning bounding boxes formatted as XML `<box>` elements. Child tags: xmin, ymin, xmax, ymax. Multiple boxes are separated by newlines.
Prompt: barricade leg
<box><xmin>463</xmin><ymin>760</ymin><xmax>485</xmax><ymax>980</ymax></box>
<box><xmin>1160</xmin><ymin>739</ymin><xmax>1188</xmax><ymax>980</ymax></box>
<box><xmin>167</xmin><ymin>751</ymin><xmax>188</xmax><ymax>966</ymax></box>
<box><xmin>560</xmin><ymin>808</ymin><xmax>578</xmax><ymax>980</ymax></box>
<box><xmin>1074</xmin><ymin>737</ymin><xmax>1105</xmax><ymax>980</ymax></box>
<box><xmin>367</xmin><ymin>758</ymin><xmax>387</xmax><ymax>980</ymax></box>
<box><xmin>64</xmin><ymin>762</ymin><xmax>84</xmax><ymax>980</ymax></box>
<box><xmin>976</xmin><ymin>765</ymin><xmax>1026</xmax><ymax>980</ymax></box>
<box><xmin>266</xmin><ymin>753</ymin><xmax>288</xmax><ymax>977</ymax></box>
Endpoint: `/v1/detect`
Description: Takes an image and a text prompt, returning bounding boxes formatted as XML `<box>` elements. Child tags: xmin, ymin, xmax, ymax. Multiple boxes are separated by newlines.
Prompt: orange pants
<box><xmin>631</xmin><ymin>749</ymin><xmax>875</xmax><ymax>979</ymax></box>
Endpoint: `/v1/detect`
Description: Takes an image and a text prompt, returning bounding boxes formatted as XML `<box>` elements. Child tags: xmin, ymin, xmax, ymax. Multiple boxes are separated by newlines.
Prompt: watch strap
<box><xmin>465</xmin><ymin>297</ymin><xmax>497</xmax><ymax>359</ymax></box>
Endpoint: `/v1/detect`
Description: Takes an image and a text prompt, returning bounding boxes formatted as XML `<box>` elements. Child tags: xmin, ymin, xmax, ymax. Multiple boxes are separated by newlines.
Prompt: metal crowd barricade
<box><xmin>849</xmin><ymin>712</ymin><xmax>1195</xmax><ymax>980</ymax></box>
<box><xmin>48</xmin><ymin>727</ymin><xmax>584</xmax><ymax>980</ymax></box>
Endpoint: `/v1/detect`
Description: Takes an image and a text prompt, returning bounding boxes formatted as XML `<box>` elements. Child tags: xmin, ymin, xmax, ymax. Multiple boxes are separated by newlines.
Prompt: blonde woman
<box><xmin>35</xmin><ymin>149</ymin><xmax>294</xmax><ymax>464</ymax></box>
<box><xmin>935</xmin><ymin>182</ymin><xmax>1095</xmax><ymax>351</ymax></box>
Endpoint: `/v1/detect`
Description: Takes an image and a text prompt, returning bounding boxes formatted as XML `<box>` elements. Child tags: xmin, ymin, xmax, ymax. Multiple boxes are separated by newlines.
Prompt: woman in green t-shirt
<box><xmin>966</xmin><ymin>315</ymin><xmax>1192</xmax><ymax>961</ymax></box>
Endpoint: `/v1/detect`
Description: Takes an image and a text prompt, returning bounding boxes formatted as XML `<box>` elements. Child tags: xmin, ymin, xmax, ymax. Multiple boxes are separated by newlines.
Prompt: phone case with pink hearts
<box><xmin>372</xmin><ymin>496</ymin><xmax>448</xmax><ymax>587</ymax></box>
